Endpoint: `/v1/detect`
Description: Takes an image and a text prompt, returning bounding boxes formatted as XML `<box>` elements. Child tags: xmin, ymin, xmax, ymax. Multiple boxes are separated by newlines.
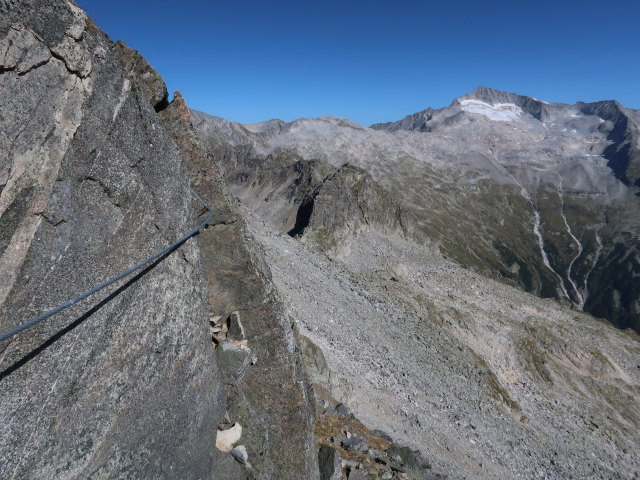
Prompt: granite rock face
<box><xmin>0</xmin><ymin>1</ymin><xmax>224</xmax><ymax>478</ymax></box>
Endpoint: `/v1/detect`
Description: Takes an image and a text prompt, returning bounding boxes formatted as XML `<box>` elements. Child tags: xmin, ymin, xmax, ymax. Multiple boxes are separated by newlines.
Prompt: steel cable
<box><xmin>0</xmin><ymin>187</ymin><xmax>211</xmax><ymax>343</ymax></box>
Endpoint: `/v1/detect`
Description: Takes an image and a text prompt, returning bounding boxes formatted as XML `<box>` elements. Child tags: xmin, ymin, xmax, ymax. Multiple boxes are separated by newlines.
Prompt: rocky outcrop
<box><xmin>371</xmin><ymin>107</ymin><xmax>438</xmax><ymax>132</ymax></box>
<box><xmin>577</xmin><ymin>100</ymin><xmax>640</xmax><ymax>188</ymax></box>
<box><xmin>289</xmin><ymin>164</ymin><xmax>411</xmax><ymax>251</ymax></box>
<box><xmin>225</xmin><ymin>148</ymin><xmax>336</xmax><ymax>232</ymax></box>
<box><xmin>0</xmin><ymin>1</ymin><xmax>224</xmax><ymax>478</ymax></box>
<box><xmin>114</xmin><ymin>39</ymin><xmax>169</xmax><ymax>111</ymax></box>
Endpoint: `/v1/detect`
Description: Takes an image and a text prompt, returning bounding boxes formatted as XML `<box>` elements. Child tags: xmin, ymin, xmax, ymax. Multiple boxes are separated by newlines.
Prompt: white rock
<box><xmin>215</xmin><ymin>423</ymin><xmax>242</xmax><ymax>452</ymax></box>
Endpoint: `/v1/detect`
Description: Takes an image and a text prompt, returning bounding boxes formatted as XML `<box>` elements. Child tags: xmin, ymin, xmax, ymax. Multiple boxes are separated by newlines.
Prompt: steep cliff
<box><xmin>0</xmin><ymin>1</ymin><xmax>224</xmax><ymax>477</ymax></box>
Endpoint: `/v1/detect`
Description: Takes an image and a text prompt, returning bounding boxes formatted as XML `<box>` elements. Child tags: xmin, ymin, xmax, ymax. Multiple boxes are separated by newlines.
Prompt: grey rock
<box><xmin>159</xmin><ymin>92</ymin><xmax>318</xmax><ymax>478</ymax></box>
<box><xmin>227</xmin><ymin>311</ymin><xmax>246</xmax><ymax>341</ymax></box>
<box><xmin>0</xmin><ymin>2</ymin><xmax>224</xmax><ymax>478</ymax></box>
<box><xmin>335</xmin><ymin>402</ymin><xmax>350</xmax><ymax>416</ymax></box>
<box><xmin>217</xmin><ymin>342</ymin><xmax>251</xmax><ymax>381</ymax></box>
<box><xmin>231</xmin><ymin>445</ymin><xmax>249</xmax><ymax>465</ymax></box>
<box><xmin>297</xmin><ymin>333</ymin><xmax>352</xmax><ymax>406</ymax></box>
<box><xmin>114</xmin><ymin>40</ymin><xmax>168</xmax><ymax>111</ymax></box>
<box><xmin>386</xmin><ymin>445</ymin><xmax>427</xmax><ymax>470</ymax></box>
<box><xmin>318</xmin><ymin>445</ymin><xmax>342</xmax><ymax>480</ymax></box>
<box><xmin>347</xmin><ymin>469</ymin><xmax>369</xmax><ymax>480</ymax></box>
<box><xmin>341</xmin><ymin>437</ymin><xmax>368</xmax><ymax>452</ymax></box>
<box><xmin>211</xmin><ymin>448</ymin><xmax>250</xmax><ymax>480</ymax></box>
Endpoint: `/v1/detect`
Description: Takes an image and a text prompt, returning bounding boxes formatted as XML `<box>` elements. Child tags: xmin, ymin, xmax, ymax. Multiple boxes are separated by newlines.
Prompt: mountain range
<box><xmin>1</xmin><ymin>2</ymin><xmax>639</xmax><ymax>479</ymax></box>
<box><xmin>191</xmin><ymin>87</ymin><xmax>640</xmax><ymax>332</ymax></box>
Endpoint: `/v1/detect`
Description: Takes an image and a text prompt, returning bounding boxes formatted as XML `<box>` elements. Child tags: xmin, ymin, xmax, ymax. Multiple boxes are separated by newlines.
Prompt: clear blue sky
<box><xmin>78</xmin><ymin>0</ymin><xmax>639</xmax><ymax>126</ymax></box>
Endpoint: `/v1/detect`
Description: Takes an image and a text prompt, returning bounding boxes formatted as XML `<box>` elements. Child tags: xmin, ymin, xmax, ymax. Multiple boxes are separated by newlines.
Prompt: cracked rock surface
<box><xmin>157</xmin><ymin>89</ymin><xmax>317</xmax><ymax>478</ymax></box>
<box><xmin>0</xmin><ymin>1</ymin><xmax>224</xmax><ymax>478</ymax></box>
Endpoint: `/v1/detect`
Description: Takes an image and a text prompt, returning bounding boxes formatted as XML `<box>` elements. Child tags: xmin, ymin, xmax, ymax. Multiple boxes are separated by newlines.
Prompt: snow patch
<box><xmin>532</xmin><ymin>97</ymin><xmax>550</xmax><ymax>105</ymax></box>
<box><xmin>460</xmin><ymin>99</ymin><xmax>523</xmax><ymax>122</ymax></box>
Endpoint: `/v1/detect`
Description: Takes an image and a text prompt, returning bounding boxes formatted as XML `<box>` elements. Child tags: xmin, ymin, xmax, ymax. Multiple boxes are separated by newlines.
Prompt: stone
<box><xmin>227</xmin><ymin>311</ymin><xmax>246</xmax><ymax>341</ymax></box>
<box><xmin>114</xmin><ymin>40</ymin><xmax>168</xmax><ymax>110</ymax></box>
<box><xmin>211</xmin><ymin>448</ymin><xmax>249</xmax><ymax>480</ymax></box>
<box><xmin>231</xmin><ymin>445</ymin><xmax>249</xmax><ymax>465</ymax></box>
<box><xmin>0</xmin><ymin>25</ymin><xmax>51</xmax><ymax>74</ymax></box>
<box><xmin>216</xmin><ymin>342</ymin><xmax>251</xmax><ymax>381</ymax></box>
<box><xmin>386</xmin><ymin>445</ymin><xmax>424</xmax><ymax>470</ymax></box>
<box><xmin>336</xmin><ymin>403</ymin><xmax>350</xmax><ymax>416</ymax></box>
<box><xmin>318</xmin><ymin>445</ymin><xmax>342</xmax><ymax>480</ymax></box>
<box><xmin>216</xmin><ymin>423</ymin><xmax>243</xmax><ymax>452</ymax></box>
<box><xmin>213</xmin><ymin>333</ymin><xmax>226</xmax><ymax>344</ymax></box>
<box><xmin>347</xmin><ymin>469</ymin><xmax>369</xmax><ymax>480</ymax></box>
<box><xmin>341</xmin><ymin>437</ymin><xmax>368</xmax><ymax>452</ymax></box>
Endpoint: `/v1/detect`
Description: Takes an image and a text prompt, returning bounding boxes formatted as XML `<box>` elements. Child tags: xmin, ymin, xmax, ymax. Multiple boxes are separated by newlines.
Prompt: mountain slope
<box><xmin>192</xmin><ymin>88</ymin><xmax>640</xmax><ymax>331</ymax></box>
<box><xmin>245</xmin><ymin>208</ymin><xmax>640</xmax><ymax>480</ymax></box>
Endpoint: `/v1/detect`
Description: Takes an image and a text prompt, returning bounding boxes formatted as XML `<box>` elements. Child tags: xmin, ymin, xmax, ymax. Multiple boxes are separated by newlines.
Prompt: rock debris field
<box><xmin>244</xmin><ymin>206</ymin><xmax>640</xmax><ymax>480</ymax></box>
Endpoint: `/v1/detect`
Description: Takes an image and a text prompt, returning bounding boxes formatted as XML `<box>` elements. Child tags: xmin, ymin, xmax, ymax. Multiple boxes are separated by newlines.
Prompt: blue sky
<box><xmin>78</xmin><ymin>0</ymin><xmax>639</xmax><ymax>125</ymax></box>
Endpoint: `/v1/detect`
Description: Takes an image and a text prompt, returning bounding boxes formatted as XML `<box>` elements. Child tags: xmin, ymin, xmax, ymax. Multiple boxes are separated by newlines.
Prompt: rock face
<box><xmin>114</xmin><ymin>39</ymin><xmax>169</xmax><ymax>111</ymax></box>
<box><xmin>158</xmin><ymin>90</ymin><xmax>317</xmax><ymax>478</ymax></box>
<box><xmin>192</xmin><ymin>88</ymin><xmax>640</xmax><ymax>332</ymax></box>
<box><xmin>0</xmin><ymin>1</ymin><xmax>224</xmax><ymax>478</ymax></box>
<box><xmin>288</xmin><ymin>163</ymin><xmax>409</xmax><ymax>251</ymax></box>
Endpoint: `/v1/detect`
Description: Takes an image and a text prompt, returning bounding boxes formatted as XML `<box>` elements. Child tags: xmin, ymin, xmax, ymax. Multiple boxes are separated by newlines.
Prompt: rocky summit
<box><xmin>1</xmin><ymin>2</ymin><xmax>639</xmax><ymax>480</ymax></box>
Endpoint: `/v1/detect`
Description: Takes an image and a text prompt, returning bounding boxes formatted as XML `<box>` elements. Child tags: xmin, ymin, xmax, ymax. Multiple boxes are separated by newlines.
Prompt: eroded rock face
<box><xmin>0</xmin><ymin>1</ymin><xmax>223</xmax><ymax>478</ymax></box>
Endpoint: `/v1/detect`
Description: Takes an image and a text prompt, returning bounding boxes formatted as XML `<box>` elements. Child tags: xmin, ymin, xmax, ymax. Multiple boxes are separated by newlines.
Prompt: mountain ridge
<box><xmin>192</xmin><ymin>87</ymin><xmax>640</xmax><ymax>332</ymax></box>
<box><xmin>2</xmin><ymin>3</ymin><xmax>640</xmax><ymax>478</ymax></box>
